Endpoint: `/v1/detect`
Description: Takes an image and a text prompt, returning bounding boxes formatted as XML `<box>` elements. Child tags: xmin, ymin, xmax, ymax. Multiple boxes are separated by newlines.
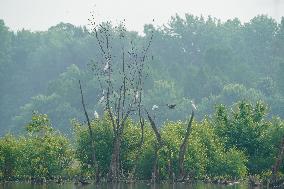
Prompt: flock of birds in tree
<box><xmin>94</xmin><ymin>58</ymin><xmax>197</xmax><ymax>118</ymax></box>
<box><xmin>95</xmin><ymin>89</ymin><xmax>197</xmax><ymax>118</ymax></box>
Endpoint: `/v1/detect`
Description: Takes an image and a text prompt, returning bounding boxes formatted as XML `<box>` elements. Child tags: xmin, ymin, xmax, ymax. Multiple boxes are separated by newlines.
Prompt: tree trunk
<box><xmin>108</xmin><ymin>133</ymin><xmax>122</xmax><ymax>182</ymax></box>
<box><xmin>145</xmin><ymin>110</ymin><xmax>162</xmax><ymax>144</ymax></box>
<box><xmin>178</xmin><ymin>110</ymin><xmax>194</xmax><ymax>180</ymax></box>
<box><xmin>272</xmin><ymin>135</ymin><xmax>284</xmax><ymax>182</ymax></box>
<box><xmin>130</xmin><ymin>117</ymin><xmax>145</xmax><ymax>180</ymax></box>
<box><xmin>145</xmin><ymin>110</ymin><xmax>163</xmax><ymax>183</ymax></box>
<box><xmin>151</xmin><ymin>146</ymin><xmax>159</xmax><ymax>183</ymax></box>
<box><xmin>79</xmin><ymin>80</ymin><xmax>99</xmax><ymax>182</ymax></box>
<box><xmin>168</xmin><ymin>150</ymin><xmax>174</xmax><ymax>183</ymax></box>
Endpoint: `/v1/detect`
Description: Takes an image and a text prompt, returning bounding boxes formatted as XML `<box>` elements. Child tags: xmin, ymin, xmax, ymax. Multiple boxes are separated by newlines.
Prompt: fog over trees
<box><xmin>1</xmin><ymin>12</ymin><xmax>284</xmax><ymax>185</ymax></box>
<box><xmin>0</xmin><ymin>14</ymin><xmax>284</xmax><ymax>135</ymax></box>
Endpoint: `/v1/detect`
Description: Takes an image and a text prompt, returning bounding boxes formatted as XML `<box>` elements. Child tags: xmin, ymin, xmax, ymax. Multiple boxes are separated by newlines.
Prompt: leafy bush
<box><xmin>18</xmin><ymin>112</ymin><xmax>73</xmax><ymax>179</ymax></box>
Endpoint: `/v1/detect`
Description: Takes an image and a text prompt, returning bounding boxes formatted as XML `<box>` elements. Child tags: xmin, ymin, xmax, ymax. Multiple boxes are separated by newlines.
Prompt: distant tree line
<box><xmin>0</xmin><ymin>14</ymin><xmax>284</xmax><ymax>135</ymax></box>
<box><xmin>1</xmin><ymin>15</ymin><xmax>284</xmax><ymax>183</ymax></box>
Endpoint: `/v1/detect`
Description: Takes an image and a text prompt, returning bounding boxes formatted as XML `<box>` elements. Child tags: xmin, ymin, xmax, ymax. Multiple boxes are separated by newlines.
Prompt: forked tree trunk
<box><xmin>178</xmin><ymin>110</ymin><xmax>194</xmax><ymax>181</ymax></box>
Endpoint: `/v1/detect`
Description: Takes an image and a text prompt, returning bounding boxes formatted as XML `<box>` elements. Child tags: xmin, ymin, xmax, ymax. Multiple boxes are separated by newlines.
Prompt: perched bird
<box><xmin>152</xmin><ymin>105</ymin><xmax>159</xmax><ymax>110</ymax></box>
<box><xmin>135</xmin><ymin>91</ymin><xmax>139</xmax><ymax>100</ymax></box>
<box><xmin>167</xmin><ymin>104</ymin><xmax>176</xmax><ymax>109</ymax></box>
<box><xmin>103</xmin><ymin>61</ymin><xmax>110</xmax><ymax>71</ymax></box>
<box><xmin>191</xmin><ymin>100</ymin><xmax>197</xmax><ymax>111</ymax></box>
<box><xmin>94</xmin><ymin>111</ymin><xmax>99</xmax><ymax>119</ymax></box>
<box><xmin>99</xmin><ymin>96</ymin><xmax>105</xmax><ymax>104</ymax></box>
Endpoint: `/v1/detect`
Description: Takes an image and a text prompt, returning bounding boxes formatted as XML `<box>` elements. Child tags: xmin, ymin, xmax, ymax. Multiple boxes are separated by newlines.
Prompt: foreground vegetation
<box><xmin>1</xmin><ymin>101</ymin><xmax>283</xmax><ymax>183</ymax></box>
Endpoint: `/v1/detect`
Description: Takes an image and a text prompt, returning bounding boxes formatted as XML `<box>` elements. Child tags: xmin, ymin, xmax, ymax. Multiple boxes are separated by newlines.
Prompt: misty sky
<box><xmin>0</xmin><ymin>0</ymin><xmax>283</xmax><ymax>33</ymax></box>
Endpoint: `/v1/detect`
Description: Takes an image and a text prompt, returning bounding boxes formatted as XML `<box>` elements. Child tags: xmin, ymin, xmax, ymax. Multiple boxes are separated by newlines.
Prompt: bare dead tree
<box><xmin>178</xmin><ymin>110</ymin><xmax>194</xmax><ymax>181</ymax></box>
<box><xmin>145</xmin><ymin>109</ymin><xmax>163</xmax><ymax>182</ymax></box>
<box><xmin>78</xmin><ymin>80</ymin><xmax>99</xmax><ymax>182</ymax></box>
<box><xmin>146</xmin><ymin>108</ymin><xmax>195</xmax><ymax>182</ymax></box>
<box><xmin>145</xmin><ymin>110</ymin><xmax>162</xmax><ymax>144</ymax></box>
<box><xmin>89</xmin><ymin>16</ymin><xmax>153</xmax><ymax>182</ymax></box>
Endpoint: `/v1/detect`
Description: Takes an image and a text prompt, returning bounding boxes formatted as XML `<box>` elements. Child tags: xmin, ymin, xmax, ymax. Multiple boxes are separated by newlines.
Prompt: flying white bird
<box><xmin>152</xmin><ymin>105</ymin><xmax>159</xmax><ymax>110</ymax></box>
<box><xmin>94</xmin><ymin>111</ymin><xmax>99</xmax><ymax>119</ymax></box>
<box><xmin>191</xmin><ymin>100</ymin><xmax>197</xmax><ymax>111</ymax></box>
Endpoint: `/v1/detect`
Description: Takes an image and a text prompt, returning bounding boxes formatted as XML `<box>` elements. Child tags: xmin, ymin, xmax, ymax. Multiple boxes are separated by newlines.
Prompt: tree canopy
<box><xmin>0</xmin><ymin>15</ymin><xmax>283</xmax><ymax>135</ymax></box>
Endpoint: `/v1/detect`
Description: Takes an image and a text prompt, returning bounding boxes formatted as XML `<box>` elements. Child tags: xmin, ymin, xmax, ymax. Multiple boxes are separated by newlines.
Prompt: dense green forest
<box><xmin>1</xmin><ymin>14</ymin><xmax>284</xmax><ymax>184</ymax></box>
<box><xmin>0</xmin><ymin>14</ymin><xmax>283</xmax><ymax>135</ymax></box>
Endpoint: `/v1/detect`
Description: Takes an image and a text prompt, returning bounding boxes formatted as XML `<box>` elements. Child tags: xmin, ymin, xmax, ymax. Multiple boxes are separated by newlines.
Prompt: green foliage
<box><xmin>198</xmin><ymin>84</ymin><xmax>266</xmax><ymax>117</ymax></box>
<box><xmin>120</xmin><ymin>120</ymin><xmax>145</xmax><ymax>177</ymax></box>
<box><xmin>0</xmin><ymin>14</ymin><xmax>284</xmax><ymax>181</ymax></box>
<box><xmin>134</xmin><ymin>117</ymin><xmax>248</xmax><ymax>180</ymax></box>
<box><xmin>0</xmin><ymin>15</ymin><xmax>284</xmax><ymax>135</ymax></box>
<box><xmin>0</xmin><ymin>135</ymin><xmax>19</xmax><ymax>180</ymax></box>
<box><xmin>17</xmin><ymin>113</ymin><xmax>73</xmax><ymax>180</ymax></box>
<box><xmin>159</xmin><ymin>121</ymin><xmax>208</xmax><ymax>178</ymax></box>
<box><xmin>211</xmin><ymin>101</ymin><xmax>284</xmax><ymax>174</ymax></box>
<box><xmin>0</xmin><ymin>113</ymin><xmax>74</xmax><ymax>181</ymax></box>
<box><xmin>222</xmin><ymin>148</ymin><xmax>248</xmax><ymax>179</ymax></box>
<box><xmin>0</xmin><ymin>103</ymin><xmax>284</xmax><ymax>181</ymax></box>
<box><xmin>25</xmin><ymin>111</ymin><xmax>53</xmax><ymax>134</ymax></box>
<box><xmin>74</xmin><ymin>116</ymin><xmax>113</xmax><ymax>176</ymax></box>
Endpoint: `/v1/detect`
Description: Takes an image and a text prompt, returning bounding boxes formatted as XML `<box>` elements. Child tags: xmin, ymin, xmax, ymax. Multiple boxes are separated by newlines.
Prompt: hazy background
<box><xmin>0</xmin><ymin>0</ymin><xmax>284</xmax><ymax>136</ymax></box>
<box><xmin>0</xmin><ymin>0</ymin><xmax>283</xmax><ymax>33</ymax></box>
